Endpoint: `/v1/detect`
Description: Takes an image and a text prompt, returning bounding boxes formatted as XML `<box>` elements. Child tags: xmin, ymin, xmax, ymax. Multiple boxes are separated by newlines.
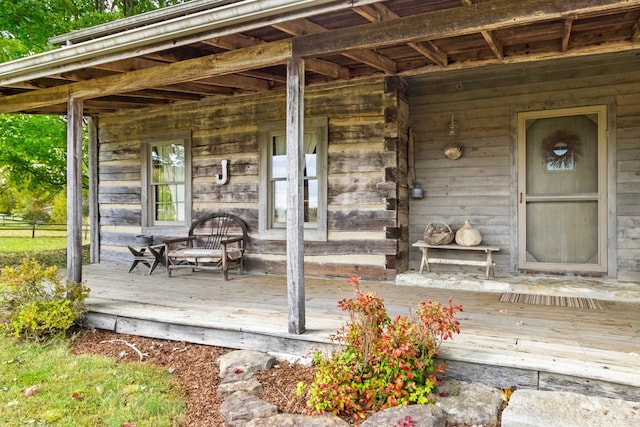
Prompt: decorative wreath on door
<box><xmin>541</xmin><ymin>130</ymin><xmax>582</xmax><ymax>169</ymax></box>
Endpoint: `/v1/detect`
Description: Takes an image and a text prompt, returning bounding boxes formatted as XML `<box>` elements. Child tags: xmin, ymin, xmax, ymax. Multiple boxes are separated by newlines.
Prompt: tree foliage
<box><xmin>0</xmin><ymin>0</ymin><xmax>187</xmax><ymax>210</ymax></box>
<box><xmin>0</xmin><ymin>114</ymin><xmax>70</xmax><ymax>192</ymax></box>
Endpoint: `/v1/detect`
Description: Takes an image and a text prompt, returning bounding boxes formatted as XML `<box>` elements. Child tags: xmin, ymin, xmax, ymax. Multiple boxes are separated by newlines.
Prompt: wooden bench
<box><xmin>412</xmin><ymin>241</ymin><xmax>500</xmax><ymax>279</ymax></box>
<box><xmin>165</xmin><ymin>213</ymin><xmax>248</xmax><ymax>280</ymax></box>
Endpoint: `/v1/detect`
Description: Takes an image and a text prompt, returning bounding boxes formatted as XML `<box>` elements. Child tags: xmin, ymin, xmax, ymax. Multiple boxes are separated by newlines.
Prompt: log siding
<box><xmin>97</xmin><ymin>78</ymin><xmax>406</xmax><ymax>280</ymax></box>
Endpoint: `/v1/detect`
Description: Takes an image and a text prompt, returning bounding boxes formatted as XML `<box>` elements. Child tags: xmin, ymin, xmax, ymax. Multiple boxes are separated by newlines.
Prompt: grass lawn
<box><xmin>0</xmin><ymin>228</ymin><xmax>187</xmax><ymax>426</ymax></box>
<box><xmin>0</xmin><ymin>235</ymin><xmax>90</xmax><ymax>267</ymax></box>
<box><xmin>0</xmin><ymin>336</ymin><xmax>186</xmax><ymax>426</ymax></box>
<box><xmin>0</xmin><ymin>236</ymin><xmax>70</xmax><ymax>252</ymax></box>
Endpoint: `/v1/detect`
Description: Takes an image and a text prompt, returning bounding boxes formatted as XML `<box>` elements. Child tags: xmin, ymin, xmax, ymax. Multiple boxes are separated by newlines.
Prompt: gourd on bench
<box><xmin>415</xmin><ymin>220</ymin><xmax>500</xmax><ymax>279</ymax></box>
<box><xmin>164</xmin><ymin>213</ymin><xmax>248</xmax><ymax>280</ymax></box>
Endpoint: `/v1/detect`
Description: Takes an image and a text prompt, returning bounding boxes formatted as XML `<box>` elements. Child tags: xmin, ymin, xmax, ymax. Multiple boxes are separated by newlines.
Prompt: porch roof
<box><xmin>1</xmin><ymin>0</ymin><xmax>640</xmax><ymax>115</ymax></box>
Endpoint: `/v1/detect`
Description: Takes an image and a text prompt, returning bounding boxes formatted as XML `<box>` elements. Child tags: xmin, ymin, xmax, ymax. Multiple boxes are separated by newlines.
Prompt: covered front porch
<box><xmin>82</xmin><ymin>263</ymin><xmax>640</xmax><ymax>401</ymax></box>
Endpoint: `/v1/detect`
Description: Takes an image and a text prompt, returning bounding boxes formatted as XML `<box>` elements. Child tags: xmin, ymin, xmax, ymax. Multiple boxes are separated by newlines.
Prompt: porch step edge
<box><xmin>396</xmin><ymin>272</ymin><xmax>640</xmax><ymax>303</ymax></box>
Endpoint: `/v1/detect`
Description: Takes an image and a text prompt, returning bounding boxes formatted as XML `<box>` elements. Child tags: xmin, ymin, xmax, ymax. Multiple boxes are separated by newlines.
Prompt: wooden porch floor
<box><xmin>82</xmin><ymin>263</ymin><xmax>640</xmax><ymax>400</ymax></box>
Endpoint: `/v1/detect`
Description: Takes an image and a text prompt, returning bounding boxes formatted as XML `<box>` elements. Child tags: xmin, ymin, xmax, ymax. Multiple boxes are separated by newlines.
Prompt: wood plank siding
<box><xmin>97</xmin><ymin>77</ymin><xmax>409</xmax><ymax>280</ymax></box>
<box><xmin>408</xmin><ymin>59</ymin><xmax>640</xmax><ymax>280</ymax></box>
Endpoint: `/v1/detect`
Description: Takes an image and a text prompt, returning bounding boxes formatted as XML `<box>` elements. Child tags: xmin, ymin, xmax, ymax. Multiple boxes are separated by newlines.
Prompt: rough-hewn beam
<box><xmin>273</xmin><ymin>20</ymin><xmax>397</xmax><ymax>74</ymax></box>
<box><xmin>354</xmin><ymin>2</ymin><xmax>448</xmax><ymax>67</ymax></box>
<box><xmin>0</xmin><ymin>40</ymin><xmax>292</xmax><ymax>113</ymax></box>
<box><xmin>562</xmin><ymin>16</ymin><xmax>575</xmax><ymax>51</ymax></box>
<box><xmin>461</xmin><ymin>0</ymin><xmax>504</xmax><ymax>59</ymax></box>
<box><xmin>632</xmin><ymin>17</ymin><xmax>640</xmax><ymax>41</ymax></box>
<box><xmin>294</xmin><ymin>0</ymin><xmax>640</xmax><ymax>57</ymax></box>
<box><xmin>482</xmin><ymin>30</ymin><xmax>504</xmax><ymax>59</ymax></box>
<box><xmin>204</xmin><ymin>33</ymin><xmax>349</xmax><ymax>79</ymax></box>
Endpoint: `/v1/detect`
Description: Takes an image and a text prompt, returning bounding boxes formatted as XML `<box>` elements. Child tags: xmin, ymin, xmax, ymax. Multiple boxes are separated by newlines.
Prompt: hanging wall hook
<box><xmin>215</xmin><ymin>159</ymin><xmax>229</xmax><ymax>185</ymax></box>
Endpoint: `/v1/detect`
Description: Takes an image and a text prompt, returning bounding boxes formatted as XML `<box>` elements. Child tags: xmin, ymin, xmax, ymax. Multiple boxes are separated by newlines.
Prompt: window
<box><xmin>141</xmin><ymin>132</ymin><xmax>192</xmax><ymax>228</ymax></box>
<box><xmin>259</xmin><ymin>117</ymin><xmax>327</xmax><ymax>241</ymax></box>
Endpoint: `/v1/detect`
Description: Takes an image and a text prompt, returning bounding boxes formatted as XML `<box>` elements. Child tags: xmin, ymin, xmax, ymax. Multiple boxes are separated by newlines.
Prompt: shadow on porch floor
<box><xmin>396</xmin><ymin>270</ymin><xmax>640</xmax><ymax>303</ymax></box>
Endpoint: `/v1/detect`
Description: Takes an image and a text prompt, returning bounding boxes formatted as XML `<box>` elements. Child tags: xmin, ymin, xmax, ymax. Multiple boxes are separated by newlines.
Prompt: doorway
<box><xmin>517</xmin><ymin>106</ymin><xmax>607</xmax><ymax>273</ymax></box>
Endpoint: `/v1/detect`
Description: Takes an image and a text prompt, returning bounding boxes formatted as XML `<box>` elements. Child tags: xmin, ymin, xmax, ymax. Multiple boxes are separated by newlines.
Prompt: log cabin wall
<box><xmin>96</xmin><ymin>77</ymin><xmax>407</xmax><ymax>280</ymax></box>
<box><xmin>407</xmin><ymin>60</ymin><xmax>640</xmax><ymax>280</ymax></box>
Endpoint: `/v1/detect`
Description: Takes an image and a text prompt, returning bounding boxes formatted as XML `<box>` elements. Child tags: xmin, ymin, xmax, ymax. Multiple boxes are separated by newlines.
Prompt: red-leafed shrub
<box><xmin>299</xmin><ymin>276</ymin><xmax>462</xmax><ymax>421</ymax></box>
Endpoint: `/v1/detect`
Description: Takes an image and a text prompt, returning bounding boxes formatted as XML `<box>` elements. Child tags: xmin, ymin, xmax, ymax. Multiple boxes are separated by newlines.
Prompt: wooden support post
<box><xmin>286</xmin><ymin>55</ymin><xmax>306</xmax><ymax>334</ymax></box>
<box><xmin>67</xmin><ymin>97</ymin><xmax>84</xmax><ymax>283</ymax></box>
<box><xmin>88</xmin><ymin>116</ymin><xmax>100</xmax><ymax>264</ymax></box>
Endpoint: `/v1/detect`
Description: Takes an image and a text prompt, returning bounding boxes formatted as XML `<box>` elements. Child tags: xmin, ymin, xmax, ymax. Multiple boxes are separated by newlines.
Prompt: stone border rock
<box><xmin>216</xmin><ymin>350</ymin><xmax>640</xmax><ymax>427</ymax></box>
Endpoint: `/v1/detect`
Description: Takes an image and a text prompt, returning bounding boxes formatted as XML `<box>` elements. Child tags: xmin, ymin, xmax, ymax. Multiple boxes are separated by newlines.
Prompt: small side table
<box><xmin>127</xmin><ymin>244</ymin><xmax>165</xmax><ymax>274</ymax></box>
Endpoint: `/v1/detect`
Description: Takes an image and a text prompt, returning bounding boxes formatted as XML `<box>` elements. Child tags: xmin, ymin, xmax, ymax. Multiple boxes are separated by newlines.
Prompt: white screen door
<box><xmin>517</xmin><ymin>106</ymin><xmax>607</xmax><ymax>273</ymax></box>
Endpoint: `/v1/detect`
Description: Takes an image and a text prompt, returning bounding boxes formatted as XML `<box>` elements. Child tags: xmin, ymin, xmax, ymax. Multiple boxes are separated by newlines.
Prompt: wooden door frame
<box><xmin>515</xmin><ymin>105</ymin><xmax>609</xmax><ymax>274</ymax></box>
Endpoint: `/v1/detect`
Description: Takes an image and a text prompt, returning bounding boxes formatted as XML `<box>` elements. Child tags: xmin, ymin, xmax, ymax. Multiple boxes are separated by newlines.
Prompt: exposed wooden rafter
<box><xmin>202</xmin><ymin>33</ymin><xmax>349</xmax><ymax>80</ymax></box>
<box><xmin>633</xmin><ymin>16</ymin><xmax>640</xmax><ymax>41</ymax></box>
<box><xmin>2</xmin><ymin>0</ymin><xmax>640</xmax><ymax>114</ymax></box>
<box><xmin>461</xmin><ymin>0</ymin><xmax>503</xmax><ymax>59</ymax></box>
<box><xmin>272</xmin><ymin>19</ymin><xmax>397</xmax><ymax>74</ymax></box>
<box><xmin>563</xmin><ymin>16</ymin><xmax>575</xmax><ymax>52</ymax></box>
<box><xmin>0</xmin><ymin>40</ymin><xmax>292</xmax><ymax>113</ymax></box>
<box><xmin>354</xmin><ymin>2</ymin><xmax>448</xmax><ymax>67</ymax></box>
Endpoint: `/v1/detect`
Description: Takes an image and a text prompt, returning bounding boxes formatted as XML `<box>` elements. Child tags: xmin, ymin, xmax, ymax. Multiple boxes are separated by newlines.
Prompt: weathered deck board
<box><xmin>81</xmin><ymin>263</ymin><xmax>640</xmax><ymax>399</ymax></box>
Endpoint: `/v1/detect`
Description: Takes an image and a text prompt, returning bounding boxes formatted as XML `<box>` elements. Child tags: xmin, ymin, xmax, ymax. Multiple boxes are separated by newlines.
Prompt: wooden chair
<box><xmin>164</xmin><ymin>213</ymin><xmax>248</xmax><ymax>280</ymax></box>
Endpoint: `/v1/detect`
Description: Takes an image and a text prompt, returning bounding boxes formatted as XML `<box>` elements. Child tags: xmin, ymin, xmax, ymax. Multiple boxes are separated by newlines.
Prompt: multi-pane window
<box><xmin>259</xmin><ymin>117</ymin><xmax>327</xmax><ymax>241</ymax></box>
<box><xmin>270</xmin><ymin>133</ymin><xmax>318</xmax><ymax>226</ymax></box>
<box><xmin>142</xmin><ymin>132</ymin><xmax>191</xmax><ymax>227</ymax></box>
<box><xmin>151</xmin><ymin>143</ymin><xmax>186</xmax><ymax>223</ymax></box>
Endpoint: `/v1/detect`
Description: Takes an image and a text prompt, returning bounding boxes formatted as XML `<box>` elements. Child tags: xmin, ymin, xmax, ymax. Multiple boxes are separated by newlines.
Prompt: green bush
<box><xmin>0</xmin><ymin>259</ymin><xmax>90</xmax><ymax>339</ymax></box>
<box><xmin>299</xmin><ymin>276</ymin><xmax>463</xmax><ymax>421</ymax></box>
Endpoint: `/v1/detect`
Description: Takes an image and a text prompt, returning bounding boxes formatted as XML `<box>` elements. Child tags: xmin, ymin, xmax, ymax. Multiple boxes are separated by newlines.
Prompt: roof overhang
<box><xmin>1</xmin><ymin>0</ymin><xmax>639</xmax><ymax>115</ymax></box>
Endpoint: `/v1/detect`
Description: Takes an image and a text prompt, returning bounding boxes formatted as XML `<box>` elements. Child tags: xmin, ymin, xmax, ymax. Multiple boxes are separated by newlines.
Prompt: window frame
<box><xmin>141</xmin><ymin>131</ymin><xmax>192</xmax><ymax>229</ymax></box>
<box><xmin>259</xmin><ymin>116</ymin><xmax>328</xmax><ymax>241</ymax></box>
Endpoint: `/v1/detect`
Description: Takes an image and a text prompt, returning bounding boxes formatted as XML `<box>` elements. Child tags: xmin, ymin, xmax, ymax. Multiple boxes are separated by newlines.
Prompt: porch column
<box><xmin>67</xmin><ymin>97</ymin><xmax>84</xmax><ymax>283</ymax></box>
<box><xmin>88</xmin><ymin>116</ymin><xmax>99</xmax><ymax>264</ymax></box>
<box><xmin>286</xmin><ymin>55</ymin><xmax>305</xmax><ymax>334</ymax></box>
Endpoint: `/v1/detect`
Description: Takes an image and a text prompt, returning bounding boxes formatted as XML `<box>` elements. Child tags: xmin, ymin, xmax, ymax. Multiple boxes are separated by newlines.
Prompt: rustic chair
<box><xmin>164</xmin><ymin>213</ymin><xmax>248</xmax><ymax>280</ymax></box>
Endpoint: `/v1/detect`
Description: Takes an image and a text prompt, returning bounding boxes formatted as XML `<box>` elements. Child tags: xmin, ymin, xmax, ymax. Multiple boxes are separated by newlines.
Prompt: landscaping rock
<box><xmin>217</xmin><ymin>371</ymin><xmax>263</xmax><ymax>397</ymax></box>
<box><xmin>219</xmin><ymin>391</ymin><xmax>278</xmax><ymax>427</ymax></box>
<box><xmin>361</xmin><ymin>405</ymin><xmax>446</xmax><ymax>427</ymax></box>
<box><xmin>501</xmin><ymin>389</ymin><xmax>640</xmax><ymax>427</ymax></box>
<box><xmin>435</xmin><ymin>380</ymin><xmax>503</xmax><ymax>425</ymax></box>
<box><xmin>246</xmin><ymin>413</ymin><xmax>350</xmax><ymax>426</ymax></box>
<box><xmin>218</xmin><ymin>350</ymin><xmax>276</xmax><ymax>377</ymax></box>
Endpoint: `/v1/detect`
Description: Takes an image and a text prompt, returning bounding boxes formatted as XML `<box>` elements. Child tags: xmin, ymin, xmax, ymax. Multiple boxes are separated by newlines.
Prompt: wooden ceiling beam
<box><xmin>196</xmin><ymin>74</ymin><xmax>272</xmax><ymax>91</ymax></box>
<box><xmin>240</xmin><ymin>70</ymin><xmax>286</xmax><ymax>84</ymax></box>
<box><xmin>161</xmin><ymin>81</ymin><xmax>237</xmax><ymax>96</ymax></box>
<box><xmin>632</xmin><ymin>16</ymin><xmax>640</xmax><ymax>41</ymax></box>
<box><xmin>562</xmin><ymin>16</ymin><xmax>575</xmax><ymax>52</ymax></box>
<box><xmin>461</xmin><ymin>0</ymin><xmax>505</xmax><ymax>60</ymax></box>
<box><xmin>481</xmin><ymin>30</ymin><xmax>504</xmax><ymax>59</ymax></box>
<box><xmin>0</xmin><ymin>40</ymin><xmax>292</xmax><ymax>113</ymax></box>
<box><xmin>294</xmin><ymin>0</ymin><xmax>640</xmax><ymax>57</ymax></box>
<box><xmin>202</xmin><ymin>33</ymin><xmax>349</xmax><ymax>79</ymax></box>
<box><xmin>273</xmin><ymin>20</ymin><xmax>397</xmax><ymax>74</ymax></box>
<box><xmin>354</xmin><ymin>3</ymin><xmax>448</xmax><ymax>67</ymax></box>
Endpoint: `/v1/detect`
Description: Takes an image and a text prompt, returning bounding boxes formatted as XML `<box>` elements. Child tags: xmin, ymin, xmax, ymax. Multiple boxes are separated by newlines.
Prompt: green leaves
<box><xmin>0</xmin><ymin>259</ymin><xmax>90</xmax><ymax>339</ymax></box>
<box><xmin>0</xmin><ymin>114</ymin><xmax>69</xmax><ymax>193</ymax></box>
<box><xmin>303</xmin><ymin>276</ymin><xmax>463</xmax><ymax>420</ymax></box>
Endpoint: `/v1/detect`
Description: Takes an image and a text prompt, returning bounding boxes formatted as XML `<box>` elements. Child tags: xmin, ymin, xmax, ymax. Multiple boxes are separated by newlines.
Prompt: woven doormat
<box><xmin>499</xmin><ymin>293</ymin><xmax>603</xmax><ymax>309</ymax></box>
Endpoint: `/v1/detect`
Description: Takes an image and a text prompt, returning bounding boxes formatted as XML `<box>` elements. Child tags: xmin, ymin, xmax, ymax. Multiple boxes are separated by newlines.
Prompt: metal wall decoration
<box><xmin>215</xmin><ymin>159</ymin><xmax>229</xmax><ymax>184</ymax></box>
<box><xmin>444</xmin><ymin>143</ymin><xmax>463</xmax><ymax>160</ymax></box>
<box><xmin>541</xmin><ymin>130</ymin><xmax>582</xmax><ymax>170</ymax></box>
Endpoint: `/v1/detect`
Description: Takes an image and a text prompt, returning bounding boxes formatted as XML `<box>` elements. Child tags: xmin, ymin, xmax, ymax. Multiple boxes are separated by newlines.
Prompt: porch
<box><xmin>81</xmin><ymin>263</ymin><xmax>640</xmax><ymax>401</ymax></box>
